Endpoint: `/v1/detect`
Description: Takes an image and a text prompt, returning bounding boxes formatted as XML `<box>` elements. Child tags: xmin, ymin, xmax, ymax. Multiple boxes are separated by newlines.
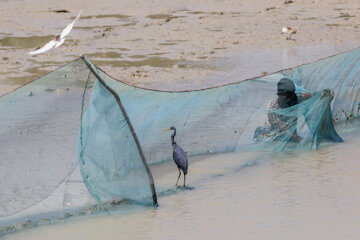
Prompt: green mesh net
<box><xmin>0</xmin><ymin>47</ymin><xmax>359</xmax><ymax>235</ymax></box>
<box><xmin>255</xmin><ymin>89</ymin><xmax>343</xmax><ymax>151</ymax></box>
<box><xmin>0</xmin><ymin>59</ymin><xmax>96</xmax><ymax>233</ymax></box>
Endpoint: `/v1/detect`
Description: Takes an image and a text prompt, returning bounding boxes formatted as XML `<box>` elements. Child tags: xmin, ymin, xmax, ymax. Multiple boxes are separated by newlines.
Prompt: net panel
<box><xmin>0</xmin><ymin>47</ymin><xmax>359</xmax><ymax>235</ymax></box>
<box><xmin>0</xmin><ymin>58</ymin><xmax>155</xmax><ymax>234</ymax></box>
<box><xmin>0</xmin><ymin>59</ymin><xmax>98</xmax><ymax>232</ymax></box>
<box><xmin>285</xmin><ymin>48</ymin><xmax>360</xmax><ymax>122</ymax></box>
<box><xmin>256</xmin><ymin>89</ymin><xmax>343</xmax><ymax>151</ymax></box>
<box><xmin>79</xmin><ymin>48</ymin><xmax>359</xmax><ymax>199</ymax></box>
<box><xmin>78</xmin><ymin>79</ymin><xmax>154</xmax><ymax>205</ymax></box>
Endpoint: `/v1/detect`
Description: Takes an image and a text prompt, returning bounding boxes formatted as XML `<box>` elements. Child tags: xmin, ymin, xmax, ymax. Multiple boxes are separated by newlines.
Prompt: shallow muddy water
<box><xmin>4</xmin><ymin>120</ymin><xmax>360</xmax><ymax>240</ymax></box>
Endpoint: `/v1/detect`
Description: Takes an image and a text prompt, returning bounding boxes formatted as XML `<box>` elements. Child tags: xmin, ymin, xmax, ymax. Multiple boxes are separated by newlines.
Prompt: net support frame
<box><xmin>81</xmin><ymin>56</ymin><xmax>158</xmax><ymax>207</ymax></box>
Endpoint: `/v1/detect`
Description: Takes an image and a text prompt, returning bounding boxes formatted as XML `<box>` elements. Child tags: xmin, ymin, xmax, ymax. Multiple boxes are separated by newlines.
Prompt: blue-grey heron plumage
<box><xmin>162</xmin><ymin>126</ymin><xmax>188</xmax><ymax>187</ymax></box>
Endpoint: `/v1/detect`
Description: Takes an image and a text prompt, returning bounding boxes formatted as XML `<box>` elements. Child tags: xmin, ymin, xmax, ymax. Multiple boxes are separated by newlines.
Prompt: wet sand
<box><xmin>0</xmin><ymin>0</ymin><xmax>359</xmax><ymax>93</ymax></box>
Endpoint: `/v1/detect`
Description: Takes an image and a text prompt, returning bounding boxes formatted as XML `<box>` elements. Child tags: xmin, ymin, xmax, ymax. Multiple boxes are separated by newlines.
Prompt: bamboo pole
<box><xmin>81</xmin><ymin>56</ymin><xmax>158</xmax><ymax>206</ymax></box>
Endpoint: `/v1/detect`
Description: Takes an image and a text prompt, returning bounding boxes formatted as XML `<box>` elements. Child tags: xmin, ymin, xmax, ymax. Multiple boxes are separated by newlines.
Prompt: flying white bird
<box><xmin>29</xmin><ymin>9</ymin><xmax>82</xmax><ymax>55</ymax></box>
<box><xmin>281</xmin><ymin>27</ymin><xmax>297</xmax><ymax>40</ymax></box>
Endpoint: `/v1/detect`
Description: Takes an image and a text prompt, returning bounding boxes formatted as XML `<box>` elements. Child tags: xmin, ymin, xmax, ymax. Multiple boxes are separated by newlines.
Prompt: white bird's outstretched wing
<box><xmin>60</xmin><ymin>9</ymin><xmax>82</xmax><ymax>39</ymax></box>
<box><xmin>29</xmin><ymin>9</ymin><xmax>81</xmax><ymax>55</ymax></box>
<box><xmin>29</xmin><ymin>40</ymin><xmax>57</xmax><ymax>55</ymax></box>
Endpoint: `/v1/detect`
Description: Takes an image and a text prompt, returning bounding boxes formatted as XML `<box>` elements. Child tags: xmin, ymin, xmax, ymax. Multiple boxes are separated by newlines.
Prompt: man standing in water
<box><xmin>265</xmin><ymin>77</ymin><xmax>312</xmax><ymax>131</ymax></box>
<box><xmin>254</xmin><ymin>77</ymin><xmax>312</xmax><ymax>143</ymax></box>
<box><xmin>254</xmin><ymin>77</ymin><xmax>342</xmax><ymax>147</ymax></box>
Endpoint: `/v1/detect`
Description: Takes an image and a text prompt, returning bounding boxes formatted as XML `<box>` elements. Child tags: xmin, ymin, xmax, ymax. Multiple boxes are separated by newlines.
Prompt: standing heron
<box><xmin>162</xmin><ymin>126</ymin><xmax>188</xmax><ymax>187</ymax></box>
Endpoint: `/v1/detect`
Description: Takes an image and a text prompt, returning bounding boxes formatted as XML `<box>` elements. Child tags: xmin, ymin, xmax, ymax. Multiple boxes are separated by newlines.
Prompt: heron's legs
<box><xmin>175</xmin><ymin>168</ymin><xmax>181</xmax><ymax>186</ymax></box>
<box><xmin>183</xmin><ymin>174</ymin><xmax>186</xmax><ymax>188</ymax></box>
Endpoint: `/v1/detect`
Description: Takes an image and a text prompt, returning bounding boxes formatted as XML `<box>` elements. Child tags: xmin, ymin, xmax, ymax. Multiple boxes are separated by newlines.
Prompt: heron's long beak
<box><xmin>162</xmin><ymin>128</ymin><xmax>170</xmax><ymax>132</ymax></box>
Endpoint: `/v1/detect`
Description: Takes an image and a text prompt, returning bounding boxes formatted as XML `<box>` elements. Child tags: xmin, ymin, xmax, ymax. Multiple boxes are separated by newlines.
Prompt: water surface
<box><xmin>4</xmin><ymin>120</ymin><xmax>360</xmax><ymax>240</ymax></box>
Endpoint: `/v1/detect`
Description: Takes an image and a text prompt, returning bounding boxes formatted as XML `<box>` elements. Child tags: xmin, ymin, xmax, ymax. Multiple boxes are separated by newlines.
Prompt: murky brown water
<box><xmin>4</xmin><ymin>120</ymin><xmax>360</xmax><ymax>240</ymax></box>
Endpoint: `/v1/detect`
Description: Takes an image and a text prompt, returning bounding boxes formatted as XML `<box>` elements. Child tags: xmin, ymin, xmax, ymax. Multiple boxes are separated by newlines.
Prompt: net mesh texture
<box><xmin>0</xmin><ymin>47</ymin><xmax>359</xmax><ymax>235</ymax></box>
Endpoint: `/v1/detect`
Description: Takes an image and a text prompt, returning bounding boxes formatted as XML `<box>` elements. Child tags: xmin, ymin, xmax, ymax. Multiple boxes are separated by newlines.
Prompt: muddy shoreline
<box><xmin>0</xmin><ymin>0</ymin><xmax>359</xmax><ymax>93</ymax></box>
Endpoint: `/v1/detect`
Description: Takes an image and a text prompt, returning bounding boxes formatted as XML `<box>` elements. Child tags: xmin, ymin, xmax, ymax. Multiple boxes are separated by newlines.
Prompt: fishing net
<box><xmin>254</xmin><ymin>88</ymin><xmax>343</xmax><ymax>151</ymax></box>
<box><xmin>0</xmin><ymin>47</ymin><xmax>359</xmax><ymax>235</ymax></box>
<box><xmin>0</xmin><ymin>59</ymin><xmax>100</xmax><ymax>234</ymax></box>
<box><xmin>285</xmin><ymin>48</ymin><xmax>360</xmax><ymax>123</ymax></box>
<box><xmin>0</xmin><ymin>58</ymin><xmax>156</xmax><ymax>235</ymax></box>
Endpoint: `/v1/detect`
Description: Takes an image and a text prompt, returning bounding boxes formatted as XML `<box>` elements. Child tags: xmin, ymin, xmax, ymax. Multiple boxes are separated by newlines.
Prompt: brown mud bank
<box><xmin>0</xmin><ymin>0</ymin><xmax>359</xmax><ymax>93</ymax></box>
